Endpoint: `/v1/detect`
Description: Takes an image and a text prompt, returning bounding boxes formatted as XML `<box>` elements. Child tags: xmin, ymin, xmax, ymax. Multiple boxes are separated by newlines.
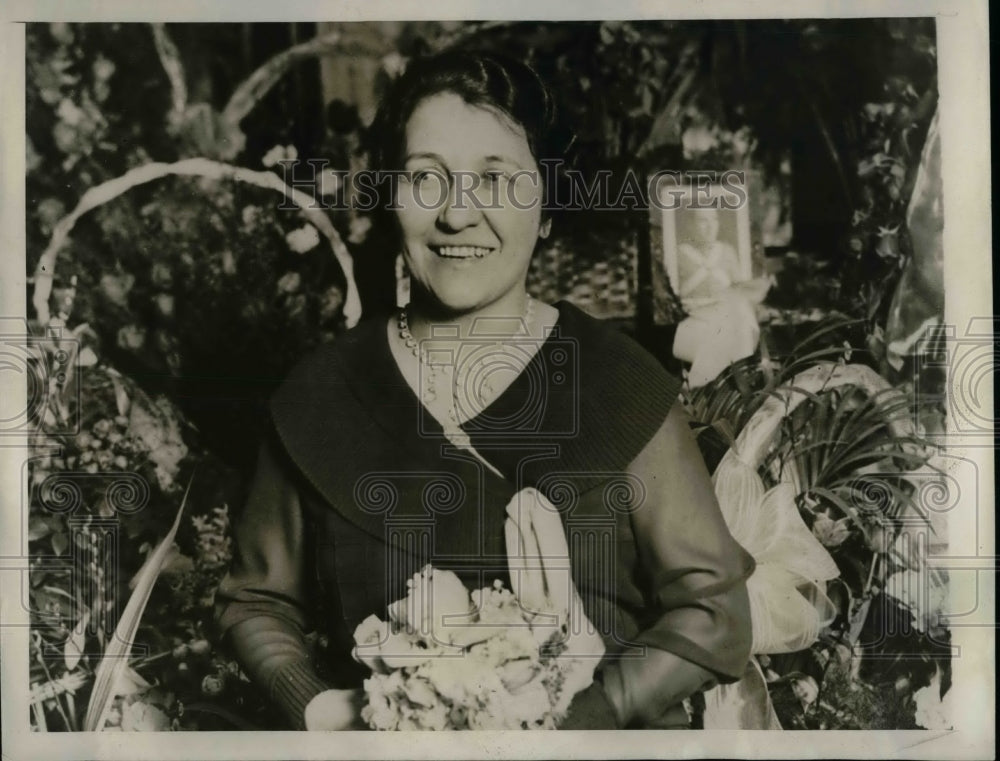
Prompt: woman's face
<box><xmin>394</xmin><ymin>92</ymin><xmax>546</xmax><ymax>315</ymax></box>
<box><xmin>689</xmin><ymin>209</ymin><xmax>720</xmax><ymax>247</ymax></box>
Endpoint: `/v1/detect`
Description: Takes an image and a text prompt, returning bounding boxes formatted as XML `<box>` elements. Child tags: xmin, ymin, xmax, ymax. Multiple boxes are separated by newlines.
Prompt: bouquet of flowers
<box><xmin>351</xmin><ymin>488</ymin><xmax>604</xmax><ymax>730</ymax></box>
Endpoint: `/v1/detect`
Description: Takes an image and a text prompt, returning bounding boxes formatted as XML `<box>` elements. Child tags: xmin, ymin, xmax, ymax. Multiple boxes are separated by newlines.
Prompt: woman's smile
<box><xmin>429</xmin><ymin>244</ymin><xmax>498</xmax><ymax>260</ymax></box>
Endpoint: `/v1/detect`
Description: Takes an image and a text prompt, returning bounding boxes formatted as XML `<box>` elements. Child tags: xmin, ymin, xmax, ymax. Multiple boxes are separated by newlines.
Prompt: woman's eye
<box><xmin>405</xmin><ymin>168</ymin><xmax>446</xmax><ymax>187</ymax></box>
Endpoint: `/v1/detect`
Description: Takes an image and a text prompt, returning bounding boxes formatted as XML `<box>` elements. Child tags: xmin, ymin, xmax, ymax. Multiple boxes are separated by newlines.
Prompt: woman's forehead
<box><xmin>403</xmin><ymin>92</ymin><xmax>536</xmax><ymax>167</ymax></box>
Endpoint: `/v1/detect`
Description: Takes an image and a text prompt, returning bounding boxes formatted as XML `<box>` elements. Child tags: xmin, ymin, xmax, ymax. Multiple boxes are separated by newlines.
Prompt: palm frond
<box><xmin>83</xmin><ymin>475</ymin><xmax>193</xmax><ymax>732</ymax></box>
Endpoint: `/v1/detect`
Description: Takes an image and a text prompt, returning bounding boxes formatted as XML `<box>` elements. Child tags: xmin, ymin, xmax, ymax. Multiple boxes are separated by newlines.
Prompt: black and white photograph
<box><xmin>0</xmin><ymin>2</ymin><xmax>993</xmax><ymax>759</ymax></box>
<box><xmin>652</xmin><ymin>179</ymin><xmax>771</xmax><ymax>387</ymax></box>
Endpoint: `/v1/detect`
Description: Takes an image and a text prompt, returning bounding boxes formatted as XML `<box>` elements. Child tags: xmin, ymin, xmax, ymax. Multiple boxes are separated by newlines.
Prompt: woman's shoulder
<box><xmin>554</xmin><ymin>300</ymin><xmax>677</xmax><ymax>394</ymax></box>
<box><xmin>277</xmin><ymin>314</ymin><xmax>386</xmax><ymax>382</ymax></box>
<box><xmin>269</xmin><ymin>315</ymin><xmax>390</xmax><ymax>426</ymax></box>
<box><xmin>546</xmin><ymin>301</ymin><xmax>683</xmax><ymax>473</ymax></box>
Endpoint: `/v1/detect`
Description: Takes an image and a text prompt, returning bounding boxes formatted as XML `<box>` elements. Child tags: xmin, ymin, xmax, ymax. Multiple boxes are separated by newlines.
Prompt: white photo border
<box><xmin>658</xmin><ymin>179</ymin><xmax>753</xmax><ymax>296</ymax></box>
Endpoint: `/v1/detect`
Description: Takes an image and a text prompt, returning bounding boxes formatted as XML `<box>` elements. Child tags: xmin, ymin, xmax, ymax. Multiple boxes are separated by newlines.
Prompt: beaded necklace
<box><xmin>397</xmin><ymin>297</ymin><xmax>535</xmax><ymax>450</ymax></box>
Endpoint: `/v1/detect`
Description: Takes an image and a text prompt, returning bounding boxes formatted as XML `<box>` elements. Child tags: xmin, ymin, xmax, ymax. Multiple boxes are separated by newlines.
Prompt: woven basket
<box><xmin>31</xmin><ymin>158</ymin><xmax>361</xmax><ymax>329</ymax></box>
<box><xmin>712</xmin><ymin>361</ymin><xmax>913</xmax><ymax>648</ymax></box>
<box><xmin>525</xmin><ymin>238</ymin><xmax>638</xmax><ymax>320</ymax></box>
<box><xmin>703</xmin><ymin>361</ymin><xmax>912</xmax><ymax>728</ymax></box>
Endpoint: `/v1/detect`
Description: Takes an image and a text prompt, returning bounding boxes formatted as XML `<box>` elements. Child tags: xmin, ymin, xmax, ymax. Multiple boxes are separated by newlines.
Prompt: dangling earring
<box><xmin>395</xmin><ymin>253</ymin><xmax>411</xmax><ymax>309</ymax></box>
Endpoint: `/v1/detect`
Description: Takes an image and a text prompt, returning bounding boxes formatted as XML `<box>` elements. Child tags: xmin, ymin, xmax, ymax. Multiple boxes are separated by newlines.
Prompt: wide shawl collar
<box><xmin>269</xmin><ymin>301</ymin><xmax>681</xmax><ymax>557</ymax></box>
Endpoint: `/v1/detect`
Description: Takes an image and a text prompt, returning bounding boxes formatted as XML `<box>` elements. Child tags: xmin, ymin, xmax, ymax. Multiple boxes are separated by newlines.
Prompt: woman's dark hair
<box><xmin>367</xmin><ymin>50</ymin><xmax>572</xmax><ymax>209</ymax></box>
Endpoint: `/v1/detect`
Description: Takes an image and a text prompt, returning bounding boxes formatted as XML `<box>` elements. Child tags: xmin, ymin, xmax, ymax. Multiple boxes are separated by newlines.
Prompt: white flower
<box><xmin>155</xmin><ymin>293</ymin><xmax>174</xmax><ymax>318</ymax></box>
<box><xmin>49</xmin><ymin>23</ymin><xmax>75</xmax><ymax>45</ymax></box>
<box><xmin>105</xmin><ymin>704</ymin><xmax>123</xmax><ymax>727</ymax></box>
<box><xmin>355</xmin><ymin>565</ymin><xmax>583</xmax><ymax>730</ymax></box>
<box><xmin>913</xmin><ymin>667</ymin><xmax>952</xmax><ymax>729</ymax></box>
<box><xmin>682</xmin><ymin>124</ymin><xmax>719</xmax><ymax>158</ymax></box>
<box><xmin>240</xmin><ymin>205</ymin><xmax>263</xmax><ymax>228</ymax></box>
<box><xmin>262</xmin><ymin>144</ymin><xmax>298</xmax><ymax>168</ymax></box>
<box><xmin>319</xmin><ymin>286</ymin><xmax>344</xmax><ymax>322</ymax></box>
<box><xmin>499</xmin><ymin>658</ymin><xmax>538</xmax><ymax>692</ymax></box>
<box><xmin>93</xmin><ymin>55</ymin><xmax>116</xmax><ymax>83</ymax></box>
<box><xmin>276</xmin><ymin>271</ymin><xmax>301</xmax><ymax>293</ymax></box>
<box><xmin>26</xmin><ymin>136</ymin><xmax>42</xmax><ymax>173</ymax></box>
<box><xmin>285</xmin><ymin>224</ymin><xmax>320</xmax><ymax>254</ymax></box>
<box><xmin>811</xmin><ymin>512</ymin><xmax>851</xmax><ymax>547</ymax></box>
<box><xmin>37</xmin><ymin>197</ymin><xmax>66</xmax><ymax>233</ymax></box>
<box><xmin>347</xmin><ymin>216</ymin><xmax>372</xmax><ymax>244</ymax></box>
<box><xmin>354</xmin><ymin>614</ymin><xmax>386</xmax><ymax>647</ymax></box>
<box><xmin>731</xmin><ymin>127</ymin><xmax>755</xmax><ymax>158</ymax></box>
<box><xmin>791</xmin><ymin>676</ymin><xmax>819</xmax><ymax>709</ymax></box>
<box><xmin>220</xmin><ymin>250</ymin><xmax>237</xmax><ymax>276</ymax></box>
<box><xmin>120</xmin><ymin>701</ymin><xmax>171</xmax><ymax>731</ymax></box>
<box><xmin>56</xmin><ymin>98</ymin><xmax>86</xmax><ymax>127</ymax></box>
<box><xmin>116</xmin><ymin>324</ymin><xmax>146</xmax><ymax>351</ymax></box>
<box><xmin>402</xmin><ymin>675</ymin><xmax>437</xmax><ymax>707</ymax></box>
<box><xmin>100</xmin><ymin>272</ymin><xmax>135</xmax><ymax>307</ymax></box>
<box><xmin>361</xmin><ymin>675</ymin><xmax>401</xmax><ymax>730</ymax></box>
<box><xmin>318</xmin><ymin>168</ymin><xmax>342</xmax><ymax>199</ymax></box>
<box><xmin>388</xmin><ymin>566</ymin><xmax>471</xmax><ymax>643</ymax></box>
<box><xmin>381</xmin><ymin>52</ymin><xmax>407</xmax><ymax>78</ymax></box>
<box><xmin>506</xmin><ymin>676</ymin><xmax>552</xmax><ymax>726</ymax></box>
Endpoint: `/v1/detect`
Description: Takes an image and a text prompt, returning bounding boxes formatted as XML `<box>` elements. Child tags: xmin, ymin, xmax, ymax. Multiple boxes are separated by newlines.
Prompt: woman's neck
<box><xmin>387</xmin><ymin>293</ymin><xmax>560</xmax><ymax>425</ymax></box>
<box><xmin>402</xmin><ymin>291</ymin><xmax>533</xmax><ymax>343</ymax></box>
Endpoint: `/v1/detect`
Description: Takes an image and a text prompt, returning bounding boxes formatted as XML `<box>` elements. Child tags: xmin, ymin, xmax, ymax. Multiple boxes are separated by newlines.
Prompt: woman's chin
<box><xmin>415</xmin><ymin>286</ymin><xmax>498</xmax><ymax>317</ymax></box>
<box><xmin>432</xmin><ymin>297</ymin><xmax>491</xmax><ymax>317</ymax></box>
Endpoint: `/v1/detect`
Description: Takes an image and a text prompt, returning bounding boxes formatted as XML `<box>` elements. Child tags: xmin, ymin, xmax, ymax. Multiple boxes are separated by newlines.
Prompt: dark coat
<box><xmin>216</xmin><ymin>301</ymin><xmax>754</xmax><ymax>728</ymax></box>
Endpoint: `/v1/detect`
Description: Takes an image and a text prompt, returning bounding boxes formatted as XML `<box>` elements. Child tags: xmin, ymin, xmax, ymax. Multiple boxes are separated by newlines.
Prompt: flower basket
<box><xmin>703</xmin><ymin>361</ymin><xmax>929</xmax><ymax>728</ymax></box>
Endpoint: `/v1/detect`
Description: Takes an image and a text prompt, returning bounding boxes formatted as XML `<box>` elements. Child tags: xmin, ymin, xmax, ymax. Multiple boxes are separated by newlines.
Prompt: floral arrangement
<box><xmin>683</xmin><ymin>331</ymin><xmax>951</xmax><ymax>729</ymax></box>
<box><xmin>352</xmin><ymin>565</ymin><xmax>591</xmax><ymax>730</ymax></box>
<box><xmin>25</xmin><ymin>342</ymin><xmax>276</xmax><ymax>732</ymax></box>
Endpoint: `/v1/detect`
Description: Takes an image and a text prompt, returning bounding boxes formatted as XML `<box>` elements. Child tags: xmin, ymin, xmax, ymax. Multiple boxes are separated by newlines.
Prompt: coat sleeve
<box><xmin>215</xmin><ymin>432</ymin><xmax>331</xmax><ymax>729</ymax></box>
<box><xmin>600</xmin><ymin>402</ymin><xmax>755</xmax><ymax>728</ymax></box>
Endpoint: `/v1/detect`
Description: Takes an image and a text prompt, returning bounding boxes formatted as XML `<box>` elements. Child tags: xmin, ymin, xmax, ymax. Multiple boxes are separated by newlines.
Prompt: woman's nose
<box><xmin>437</xmin><ymin>173</ymin><xmax>484</xmax><ymax>231</ymax></box>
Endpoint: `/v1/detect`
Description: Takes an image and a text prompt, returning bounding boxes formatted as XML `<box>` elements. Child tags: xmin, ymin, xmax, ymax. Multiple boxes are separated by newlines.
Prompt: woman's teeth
<box><xmin>435</xmin><ymin>246</ymin><xmax>493</xmax><ymax>259</ymax></box>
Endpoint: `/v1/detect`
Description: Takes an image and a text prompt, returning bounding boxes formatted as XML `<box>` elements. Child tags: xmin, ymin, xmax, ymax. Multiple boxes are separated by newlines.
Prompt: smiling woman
<box><xmin>215</xmin><ymin>50</ymin><xmax>755</xmax><ymax>731</ymax></box>
<box><xmin>395</xmin><ymin>91</ymin><xmax>547</xmax><ymax>318</ymax></box>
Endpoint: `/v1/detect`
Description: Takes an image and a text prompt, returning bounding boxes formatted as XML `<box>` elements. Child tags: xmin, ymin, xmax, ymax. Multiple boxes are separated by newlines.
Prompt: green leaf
<box><xmin>42</xmin><ymin>584</ymin><xmax>75</xmax><ymax>601</ymax></box>
<box><xmin>846</xmin><ymin>596</ymin><xmax>873</xmax><ymax>645</ymax></box>
<box><xmin>111</xmin><ymin>373</ymin><xmax>131</xmax><ymax>417</ymax></box>
<box><xmin>29</xmin><ymin>515</ymin><xmax>53</xmax><ymax>542</ymax></box>
<box><xmin>83</xmin><ymin>475</ymin><xmax>194</xmax><ymax>732</ymax></box>
<box><xmin>64</xmin><ymin>610</ymin><xmax>89</xmax><ymax>671</ymax></box>
<box><xmin>709</xmin><ymin>418</ymin><xmax>738</xmax><ymax>449</ymax></box>
<box><xmin>51</xmin><ymin>532</ymin><xmax>69</xmax><ymax>556</ymax></box>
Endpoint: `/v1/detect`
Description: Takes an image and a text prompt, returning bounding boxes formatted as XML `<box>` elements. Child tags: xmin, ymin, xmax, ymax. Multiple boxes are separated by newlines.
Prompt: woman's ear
<box><xmin>539</xmin><ymin>218</ymin><xmax>552</xmax><ymax>240</ymax></box>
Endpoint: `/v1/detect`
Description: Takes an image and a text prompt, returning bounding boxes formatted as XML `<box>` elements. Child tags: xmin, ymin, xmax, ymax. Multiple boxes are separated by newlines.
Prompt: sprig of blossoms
<box><xmin>353</xmin><ymin>567</ymin><xmax>583</xmax><ymax>730</ymax></box>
